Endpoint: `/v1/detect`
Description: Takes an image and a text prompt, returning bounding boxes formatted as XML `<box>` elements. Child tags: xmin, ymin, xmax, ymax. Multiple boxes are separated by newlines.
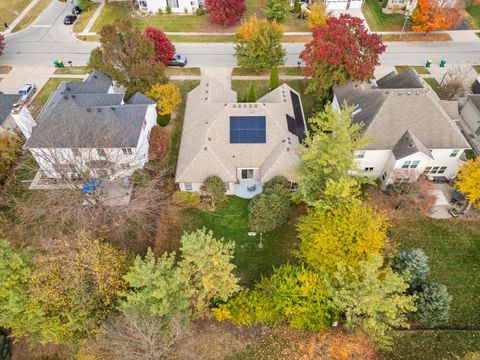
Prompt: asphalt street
<box><xmin>1</xmin><ymin>0</ymin><xmax>480</xmax><ymax>67</ymax></box>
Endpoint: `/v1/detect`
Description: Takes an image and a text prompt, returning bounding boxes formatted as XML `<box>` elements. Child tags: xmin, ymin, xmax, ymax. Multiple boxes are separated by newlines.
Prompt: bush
<box><xmin>132</xmin><ymin>169</ymin><xmax>151</xmax><ymax>187</ymax></box>
<box><xmin>200</xmin><ymin>176</ymin><xmax>227</xmax><ymax>209</ymax></box>
<box><xmin>166</xmin><ymin>5</ymin><xmax>172</xmax><ymax>14</ymax></box>
<box><xmin>293</xmin><ymin>0</ymin><xmax>301</xmax><ymax>13</ymax></box>
<box><xmin>269</xmin><ymin>66</ymin><xmax>279</xmax><ymax>90</ymax></box>
<box><xmin>247</xmin><ymin>83</ymin><xmax>256</xmax><ymax>102</ymax></box>
<box><xmin>196</xmin><ymin>7</ymin><xmax>205</xmax><ymax>15</ymax></box>
<box><xmin>172</xmin><ymin>191</ymin><xmax>200</xmax><ymax>207</ymax></box>
<box><xmin>79</xmin><ymin>0</ymin><xmax>91</xmax><ymax>11</ymax></box>
<box><xmin>157</xmin><ymin>114</ymin><xmax>171</xmax><ymax>126</ymax></box>
<box><xmin>381</xmin><ymin>0</ymin><xmax>388</xmax><ymax>8</ymax></box>
<box><xmin>413</xmin><ymin>282</ymin><xmax>452</xmax><ymax>327</ymax></box>
<box><xmin>157</xmin><ymin>8</ymin><xmax>164</xmax><ymax>15</ymax></box>
<box><xmin>263</xmin><ymin>175</ymin><xmax>289</xmax><ymax>192</ymax></box>
<box><xmin>392</xmin><ymin>249</ymin><xmax>430</xmax><ymax>290</ymax></box>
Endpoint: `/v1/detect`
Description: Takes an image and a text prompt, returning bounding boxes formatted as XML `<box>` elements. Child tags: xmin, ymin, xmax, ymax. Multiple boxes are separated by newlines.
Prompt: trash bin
<box><xmin>425</xmin><ymin>59</ymin><xmax>433</xmax><ymax>68</ymax></box>
<box><xmin>440</xmin><ymin>59</ymin><xmax>447</xmax><ymax>67</ymax></box>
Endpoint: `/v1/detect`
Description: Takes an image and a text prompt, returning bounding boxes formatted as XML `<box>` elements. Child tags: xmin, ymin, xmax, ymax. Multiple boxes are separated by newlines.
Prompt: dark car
<box><xmin>168</xmin><ymin>54</ymin><xmax>188</xmax><ymax>67</ymax></box>
<box><xmin>64</xmin><ymin>15</ymin><xmax>77</xmax><ymax>25</ymax></box>
<box><xmin>72</xmin><ymin>5</ymin><xmax>82</xmax><ymax>15</ymax></box>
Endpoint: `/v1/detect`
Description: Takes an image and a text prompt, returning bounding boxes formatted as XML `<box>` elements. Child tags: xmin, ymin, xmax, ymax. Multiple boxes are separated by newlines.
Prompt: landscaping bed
<box><xmin>0</xmin><ymin>65</ymin><xmax>12</xmax><ymax>74</ymax></box>
<box><xmin>362</xmin><ymin>0</ymin><xmax>411</xmax><ymax>32</ymax></box>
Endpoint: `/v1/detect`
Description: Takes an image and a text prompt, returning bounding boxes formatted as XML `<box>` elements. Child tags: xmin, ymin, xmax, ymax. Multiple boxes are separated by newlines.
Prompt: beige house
<box><xmin>175</xmin><ymin>80</ymin><xmax>306</xmax><ymax>198</ymax></box>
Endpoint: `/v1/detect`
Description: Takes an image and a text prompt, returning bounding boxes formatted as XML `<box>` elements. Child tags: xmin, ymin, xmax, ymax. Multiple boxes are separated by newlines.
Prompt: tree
<box><xmin>306</xmin><ymin>3</ymin><xmax>327</xmax><ymax>29</ymax></box>
<box><xmin>79</xmin><ymin>0</ymin><xmax>91</xmax><ymax>11</ymax></box>
<box><xmin>205</xmin><ymin>0</ymin><xmax>246</xmax><ymax>26</ymax></box>
<box><xmin>143</xmin><ymin>27</ymin><xmax>176</xmax><ymax>65</ymax></box>
<box><xmin>146</xmin><ymin>82</ymin><xmax>182</xmax><ymax>116</ymax></box>
<box><xmin>269</xmin><ymin>65</ymin><xmax>279</xmax><ymax>90</ymax></box>
<box><xmin>411</xmin><ymin>0</ymin><xmax>463</xmax><ymax>33</ymax></box>
<box><xmin>455</xmin><ymin>157</ymin><xmax>480</xmax><ymax>212</ymax></box>
<box><xmin>297</xmin><ymin>200</ymin><xmax>389</xmax><ymax>274</ymax></box>
<box><xmin>438</xmin><ymin>65</ymin><xmax>474</xmax><ymax>100</ymax></box>
<box><xmin>235</xmin><ymin>16</ymin><xmax>286</xmax><ymax>71</ymax></box>
<box><xmin>247</xmin><ymin>83</ymin><xmax>256</xmax><ymax>102</ymax></box>
<box><xmin>0</xmin><ymin>34</ymin><xmax>4</xmax><ymax>58</ymax></box>
<box><xmin>200</xmin><ymin>175</ymin><xmax>227</xmax><ymax>209</ymax></box>
<box><xmin>177</xmin><ymin>228</ymin><xmax>241</xmax><ymax>317</ymax></box>
<box><xmin>300</xmin><ymin>14</ymin><xmax>385</xmax><ymax>93</ymax></box>
<box><xmin>265</xmin><ymin>0</ymin><xmax>290</xmax><ymax>23</ymax></box>
<box><xmin>413</xmin><ymin>282</ymin><xmax>451</xmax><ymax>328</ymax></box>
<box><xmin>392</xmin><ymin>249</ymin><xmax>430</xmax><ymax>290</ymax></box>
<box><xmin>331</xmin><ymin>255</ymin><xmax>416</xmax><ymax>348</ymax></box>
<box><xmin>214</xmin><ymin>263</ymin><xmax>334</xmax><ymax>331</ymax></box>
<box><xmin>88</xmin><ymin>19</ymin><xmax>167</xmax><ymax>96</ymax></box>
<box><xmin>295</xmin><ymin>104</ymin><xmax>370</xmax><ymax>207</ymax></box>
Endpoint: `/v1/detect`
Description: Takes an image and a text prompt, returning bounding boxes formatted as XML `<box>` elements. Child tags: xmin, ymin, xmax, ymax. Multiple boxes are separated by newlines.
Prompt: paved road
<box><xmin>1</xmin><ymin>0</ymin><xmax>479</xmax><ymax>68</ymax></box>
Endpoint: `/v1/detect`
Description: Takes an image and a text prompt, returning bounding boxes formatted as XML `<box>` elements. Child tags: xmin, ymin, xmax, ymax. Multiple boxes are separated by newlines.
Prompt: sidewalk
<box><xmin>0</xmin><ymin>0</ymin><xmax>42</xmax><ymax>35</ymax></box>
<box><xmin>78</xmin><ymin>0</ymin><xmax>105</xmax><ymax>35</ymax></box>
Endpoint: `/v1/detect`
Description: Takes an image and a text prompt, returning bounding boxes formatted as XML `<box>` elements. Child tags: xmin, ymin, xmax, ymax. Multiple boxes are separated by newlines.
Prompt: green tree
<box><xmin>79</xmin><ymin>0</ymin><xmax>91</xmax><ymax>11</ymax></box>
<box><xmin>88</xmin><ymin>19</ymin><xmax>167</xmax><ymax>96</ymax></box>
<box><xmin>177</xmin><ymin>228</ymin><xmax>241</xmax><ymax>317</ymax></box>
<box><xmin>247</xmin><ymin>83</ymin><xmax>256</xmax><ymax>102</ymax></box>
<box><xmin>297</xmin><ymin>200</ymin><xmax>389</xmax><ymax>274</ymax></box>
<box><xmin>235</xmin><ymin>16</ymin><xmax>286</xmax><ymax>71</ymax></box>
<box><xmin>413</xmin><ymin>282</ymin><xmax>451</xmax><ymax>328</ymax></box>
<box><xmin>200</xmin><ymin>175</ymin><xmax>227</xmax><ymax>209</ymax></box>
<box><xmin>214</xmin><ymin>263</ymin><xmax>334</xmax><ymax>331</ymax></box>
<box><xmin>265</xmin><ymin>0</ymin><xmax>290</xmax><ymax>22</ymax></box>
<box><xmin>269</xmin><ymin>65</ymin><xmax>280</xmax><ymax>90</ymax></box>
<box><xmin>295</xmin><ymin>103</ymin><xmax>370</xmax><ymax>207</ymax></box>
<box><xmin>331</xmin><ymin>255</ymin><xmax>416</xmax><ymax>349</ymax></box>
<box><xmin>392</xmin><ymin>249</ymin><xmax>430</xmax><ymax>290</ymax></box>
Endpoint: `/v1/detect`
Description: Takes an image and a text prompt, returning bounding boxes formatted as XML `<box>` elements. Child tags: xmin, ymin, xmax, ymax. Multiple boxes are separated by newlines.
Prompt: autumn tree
<box><xmin>235</xmin><ymin>16</ymin><xmax>286</xmax><ymax>71</ymax></box>
<box><xmin>306</xmin><ymin>3</ymin><xmax>327</xmax><ymax>29</ymax></box>
<box><xmin>331</xmin><ymin>255</ymin><xmax>416</xmax><ymax>348</ymax></box>
<box><xmin>205</xmin><ymin>0</ymin><xmax>246</xmax><ymax>26</ymax></box>
<box><xmin>300</xmin><ymin>14</ymin><xmax>385</xmax><ymax>92</ymax></box>
<box><xmin>0</xmin><ymin>34</ymin><xmax>4</xmax><ymax>58</ymax></box>
<box><xmin>200</xmin><ymin>175</ymin><xmax>227</xmax><ymax>209</ymax></box>
<box><xmin>146</xmin><ymin>82</ymin><xmax>182</xmax><ymax>116</ymax></box>
<box><xmin>88</xmin><ymin>19</ymin><xmax>167</xmax><ymax>96</ymax></box>
<box><xmin>455</xmin><ymin>157</ymin><xmax>480</xmax><ymax>212</ymax></box>
<box><xmin>295</xmin><ymin>104</ymin><xmax>370</xmax><ymax>207</ymax></box>
<box><xmin>297</xmin><ymin>200</ymin><xmax>389</xmax><ymax>274</ymax></box>
<box><xmin>411</xmin><ymin>0</ymin><xmax>463</xmax><ymax>33</ymax></box>
<box><xmin>265</xmin><ymin>0</ymin><xmax>290</xmax><ymax>23</ymax></box>
<box><xmin>143</xmin><ymin>27</ymin><xmax>176</xmax><ymax>65</ymax></box>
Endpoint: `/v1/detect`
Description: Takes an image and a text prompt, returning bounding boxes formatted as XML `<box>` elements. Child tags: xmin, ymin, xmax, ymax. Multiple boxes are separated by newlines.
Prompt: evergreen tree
<box><xmin>265</xmin><ymin>0</ymin><xmax>290</xmax><ymax>23</ymax></box>
<box><xmin>247</xmin><ymin>83</ymin><xmax>256</xmax><ymax>102</ymax></box>
<box><xmin>269</xmin><ymin>65</ymin><xmax>280</xmax><ymax>90</ymax></box>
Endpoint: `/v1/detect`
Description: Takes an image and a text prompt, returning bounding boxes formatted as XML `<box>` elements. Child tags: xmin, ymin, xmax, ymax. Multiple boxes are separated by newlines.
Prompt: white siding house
<box><xmin>323</xmin><ymin>0</ymin><xmax>363</xmax><ymax>11</ymax></box>
<box><xmin>137</xmin><ymin>0</ymin><xmax>203</xmax><ymax>13</ymax></box>
<box><xmin>460</xmin><ymin>95</ymin><xmax>480</xmax><ymax>140</ymax></box>
<box><xmin>0</xmin><ymin>94</ymin><xmax>36</xmax><ymax>139</ymax></box>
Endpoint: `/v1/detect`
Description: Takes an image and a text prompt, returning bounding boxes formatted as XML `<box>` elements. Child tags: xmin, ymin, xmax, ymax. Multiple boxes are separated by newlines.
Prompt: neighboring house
<box><xmin>0</xmin><ymin>94</ymin><xmax>36</xmax><ymax>139</ymax></box>
<box><xmin>333</xmin><ymin>69</ymin><xmax>470</xmax><ymax>184</ymax></box>
<box><xmin>175</xmin><ymin>80</ymin><xmax>307</xmax><ymax>198</ymax></box>
<box><xmin>384</xmin><ymin>0</ymin><xmax>461</xmax><ymax>14</ymax></box>
<box><xmin>472</xmin><ymin>77</ymin><xmax>480</xmax><ymax>95</ymax></box>
<box><xmin>460</xmin><ymin>95</ymin><xmax>480</xmax><ymax>141</ymax></box>
<box><xmin>24</xmin><ymin>71</ymin><xmax>157</xmax><ymax>182</ymax></box>
<box><xmin>137</xmin><ymin>0</ymin><xmax>203</xmax><ymax>14</ymax></box>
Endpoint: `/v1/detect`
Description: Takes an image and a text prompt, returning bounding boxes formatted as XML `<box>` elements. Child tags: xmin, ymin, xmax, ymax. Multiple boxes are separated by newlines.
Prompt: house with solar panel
<box><xmin>175</xmin><ymin>79</ymin><xmax>306</xmax><ymax>198</ymax></box>
<box><xmin>333</xmin><ymin>69</ymin><xmax>470</xmax><ymax>185</ymax></box>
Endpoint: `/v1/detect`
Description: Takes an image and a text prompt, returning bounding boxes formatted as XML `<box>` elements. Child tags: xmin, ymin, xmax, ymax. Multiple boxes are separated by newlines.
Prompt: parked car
<box><xmin>72</xmin><ymin>5</ymin><xmax>82</xmax><ymax>15</ymax></box>
<box><xmin>64</xmin><ymin>15</ymin><xmax>77</xmax><ymax>25</ymax></box>
<box><xmin>17</xmin><ymin>83</ymin><xmax>36</xmax><ymax>103</ymax></box>
<box><xmin>168</xmin><ymin>54</ymin><xmax>188</xmax><ymax>67</ymax></box>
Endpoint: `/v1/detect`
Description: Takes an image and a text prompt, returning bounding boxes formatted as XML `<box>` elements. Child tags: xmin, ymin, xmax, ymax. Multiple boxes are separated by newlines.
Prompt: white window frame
<box><xmin>185</xmin><ymin>183</ymin><xmax>193</xmax><ymax>191</ymax></box>
<box><xmin>355</xmin><ymin>150</ymin><xmax>365</xmax><ymax>159</ymax></box>
<box><xmin>450</xmin><ymin>149</ymin><xmax>460</xmax><ymax>157</ymax></box>
<box><xmin>402</xmin><ymin>160</ymin><xmax>411</xmax><ymax>169</ymax></box>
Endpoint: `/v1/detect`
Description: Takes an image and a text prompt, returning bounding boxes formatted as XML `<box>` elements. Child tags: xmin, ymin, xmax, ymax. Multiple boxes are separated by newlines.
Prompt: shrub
<box><xmin>265</xmin><ymin>0</ymin><xmax>290</xmax><ymax>22</ymax></box>
<box><xmin>200</xmin><ymin>176</ymin><xmax>227</xmax><ymax>209</ymax></box>
<box><xmin>392</xmin><ymin>249</ymin><xmax>430</xmax><ymax>290</ymax></box>
<box><xmin>269</xmin><ymin>66</ymin><xmax>280</xmax><ymax>90</ymax></box>
<box><xmin>166</xmin><ymin>5</ymin><xmax>172</xmax><ymax>14</ymax></box>
<box><xmin>132</xmin><ymin>169</ymin><xmax>151</xmax><ymax>187</ymax></box>
<box><xmin>205</xmin><ymin>0</ymin><xmax>246</xmax><ymax>26</ymax></box>
<box><xmin>157</xmin><ymin>114</ymin><xmax>171</xmax><ymax>126</ymax></box>
<box><xmin>157</xmin><ymin>8</ymin><xmax>164</xmax><ymax>15</ymax></box>
<box><xmin>172</xmin><ymin>191</ymin><xmax>200</xmax><ymax>207</ymax></box>
<box><xmin>79</xmin><ymin>0</ymin><xmax>91</xmax><ymax>11</ymax></box>
<box><xmin>263</xmin><ymin>175</ymin><xmax>289</xmax><ymax>192</ymax></box>
<box><xmin>247</xmin><ymin>83</ymin><xmax>256</xmax><ymax>102</ymax></box>
<box><xmin>293</xmin><ymin>0</ymin><xmax>301</xmax><ymax>13</ymax></box>
<box><xmin>184</xmin><ymin>7</ymin><xmax>189</xmax><ymax>13</ymax></box>
<box><xmin>196</xmin><ymin>7</ymin><xmax>205</xmax><ymax>15</ymax></box>
<box><xmin>413</xmin><ymin>282</ymin><xmax>451</xmax><ymax>327</ymax></box>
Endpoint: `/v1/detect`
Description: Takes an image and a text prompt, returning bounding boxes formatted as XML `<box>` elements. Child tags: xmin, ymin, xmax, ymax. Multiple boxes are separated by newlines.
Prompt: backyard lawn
<box><xmin>362</xmin><ymin>0</ymin><xmax>410</xmax><ymax>32</ymax></box>
<box><xmin>0</xmin><ymin>0</ymin><xmax>31</xmax><ymax>27</ymax></box>
<box><xmin>466</xmin><ymin>4</ymin><xmax>480</xmax><ymax>30</ymax></box>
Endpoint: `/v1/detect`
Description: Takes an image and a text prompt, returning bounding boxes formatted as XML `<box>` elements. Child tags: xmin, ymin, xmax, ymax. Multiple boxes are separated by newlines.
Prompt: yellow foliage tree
<box><xmin>297</xmin><ymin>200</ymin><xmax>389</xmax><ymax>274</ymax></box>
<box><xmin>455</xmin><ymin>157</ymin><xmax>480</xmax><ymax>212</ymax></box>
<box><xmin>307</xmin><ymin>3</ymin><xmax>327</xmax><ymax>29</ymax></box>
<box><xmin>147</xmin><ymin>82</ymin><xmax>182</xmax><ymax>116</ymax></box>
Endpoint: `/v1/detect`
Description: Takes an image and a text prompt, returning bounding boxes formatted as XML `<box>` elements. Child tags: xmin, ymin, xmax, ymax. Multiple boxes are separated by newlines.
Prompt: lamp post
<box><xmin>401</xmin><ymin>12</ymin><xmax>411</xmax><ymax>38</ymax></box>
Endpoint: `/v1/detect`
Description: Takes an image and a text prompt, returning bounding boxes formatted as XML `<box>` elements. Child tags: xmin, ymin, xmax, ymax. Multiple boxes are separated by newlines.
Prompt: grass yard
<box><xmin>169</xmin><ymin>35</ymin><xmax>235</xmax><ymax>43</ymax></box>
<box><xmin>73</xmin><ymin>3</ymin><xmax>100</xmax><ymax>33</ymax></box>
<box><xmin>32</xmin><ymin>78</ymin><xmax>82</xmax><ymax>107</ymax></box>
<box><xmin>179</xmin><ymin>197</ymin><xmax>301</xmax><ymax>287</ymax></box>
<box><xmin>395</xmin><ymin>65</ymin><xmax>430</xmax><ymax>75</ymax></box>
<box><xmin>281</xmin><ymin>12</ymin><xmax>309</xmax><ymax>32</ymax></box>
<box><xmin>424</xmin><ymin>77</ymin><xmax>441</xmax><ymax>96</ymax></box>
<box><xmin>0</xmin><ymin>0</ymin><xmax>31</xmax><ymax>27</ymax></box>
<box><xmin>232</xmin><ymin>67</ymin><xmax>305</xmax><ymax>77</ymax></box>
<box><xmin>13</xmin><ymin>0</ymin><xmax>52</xmax><ymax>32</ymax></box>
<box><xmin>382</xmin><ymin>33</ymin><xmax>452</xmax><ymax>41</ymax></box>
<box><xmin>53</xmin><ymin>66</ymin><xmax>88</xmax><ymax>75</ymax></box>
<box><xmin>473</xmin><ymin>65</ymin><xmax>480</xmax><ymax>74</ymax></box>
<box><xmin>0</xmin><ymin>65</ymin><xmax>12</xmax><ymax>74</ymax></box>
<box><xmin>466</xmin><ymin>4</ymin><xmax>480</xmax><ymax>30</ymax></box>
<box><xmin>165</xmin><ymin>67</ymin><xmax>201</xmax><ymax>76</ymax></box>
<box><xmin>362</xmin><ymin>0</ymin><xmax>410</xmax><ymax>32</ymax></box>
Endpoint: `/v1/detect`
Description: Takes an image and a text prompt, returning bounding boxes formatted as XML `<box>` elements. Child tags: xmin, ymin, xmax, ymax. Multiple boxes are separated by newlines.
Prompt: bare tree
<box><xmin>86</xmin><ymin>310</ymin><xmax>189</xmax><ymax>360</ymax></box>
<box><xmin>439</xmin><ymin>65</ymin><xmax>476</xmax><ymax>100</ymax></box>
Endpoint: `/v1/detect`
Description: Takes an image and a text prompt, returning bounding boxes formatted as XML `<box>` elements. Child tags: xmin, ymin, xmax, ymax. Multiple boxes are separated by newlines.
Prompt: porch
<box><xmin>234</xmin><ymin>180</ymin><xmax>263</xmax><ymax>199</ymax></box>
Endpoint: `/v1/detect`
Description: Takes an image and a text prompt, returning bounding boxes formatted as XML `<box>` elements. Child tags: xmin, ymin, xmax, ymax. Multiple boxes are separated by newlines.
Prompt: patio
<box><xmin>234</xmin><ymin>180</ymin><xmax>263</xmax><ymax>199</ymax></box>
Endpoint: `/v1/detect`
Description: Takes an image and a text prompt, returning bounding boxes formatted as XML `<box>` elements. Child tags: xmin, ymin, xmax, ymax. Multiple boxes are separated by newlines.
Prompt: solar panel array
<box><xmin>230</xmin><ymin>116</ymin><xmax>266</xmax><ymax>144</ymax></box>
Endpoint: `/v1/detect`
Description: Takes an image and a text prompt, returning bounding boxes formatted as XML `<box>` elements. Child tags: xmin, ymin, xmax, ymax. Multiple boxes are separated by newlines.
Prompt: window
<box><xmin>364</xmin><ymin>167</ymin><xmax>374</xmax><ymax>172</ymax></box>
<box><xmin>450</xmin><ymin>149</ymin><xmax>460</xmax><ymax>157</ymax></box>
<box><xmin>424</xmin><ymin>167</ymin><xmax>432</xmax><ymax>174</ymax></box>
<box><xmin>241</xmin><ymin>169</ymin><xmax>254</xmax><ymax>179</ymax></box>
<box><xmin>120</xmin><ymin>163</ymin><xmax>131</xmax><ymax>170</ymax></box>
<box><xmin>402</xmin><ymin>160</ymin><xmax>411</xmax><ymax>169</ymax></box>
<box><xmin>185</xmin><ymin>183</ymin><xmax>193</xmax><ymax>191</ymax></box>
<box><xmin>410</xmin><ymin>160</ymin><xmax>420</xmax><ymax>169</ymax></box>
<box><xmin>431</xmin><ymin>166</ymin><xmax>439</xmax><ymax>174</ymax></box>
<box><xmin>122</xmin><ymin>148</ymin><xmax>133</xmax><ymax>155</ymax></box>
<box><xmin>97</xmin><ymin>148</ymin><xmax>106</xmax><ymax>157</ymax></box>
<box><xmin>438</xmin><ymin>166</ymin><xmax>447</xmax><ymax>174</ymax></box>
<box><xmin>72</xmin><ymin>148</ymin><xmax>81</xmax><ymax>157</ymax></box>
<box><xmin>167</xmin><ymin>0</ymin><xmax>179</xmax><ymax>7</ymax></box>
<box><xmin>355</xmin><ymin>150</ymin><xmax>365</xmax><ymax>159</ymax></box>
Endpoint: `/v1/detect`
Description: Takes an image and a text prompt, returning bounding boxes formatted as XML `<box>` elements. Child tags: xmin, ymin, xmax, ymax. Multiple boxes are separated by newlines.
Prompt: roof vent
<box><xmin>97</xmin><ymin>108</ymin><xmax>102</xmax><ymax>112</ymax></box>
<box><xmin>204</xmin><ymin>146</ymin><xmax>208</xmax><ymax>151</ymax></box>
<box><xmin>254</xmin><ymin>104</ymin><xmax>257</xmax><ymax>108</ymax></box>
<box><xmin>63</xmin><ymin>95</ymin><xmax>69</xmax><ymax>100</ymax></box>
<box><xmin>206</xmin><ymin>83</ymin><xmax>209</xmax><ymax>87</ymax></box>
<box><xmin>408</xmin><ymin>143</ymin><xmax>413</xmax><ymax>148</ymax></box>
<box><xmin>208</xmin><ymin>137</ymin><xmax>211</xmax><ymax>141</ymax></box>
<box><xmin>205</xmin><ymin>97</ymin><xmax>208</xmax><ymax>101</ymax></box>
<box><xmin>66</xmin><ymin>87</ymin><xmax>71</xmax><ymax>91</ymax></box>
<box><xmin>416</xmin><ymin>91</ymin><xmax>420</xmax><ymax>95</ymax></box>
<box><xmin>86</xmin><ymin>108</ymin><xmax>92</xmax><ymax>112</ymax></box>
<box><xmin>205</xmin><ymin>121</ymin><xmax>208</xmax><ymax>125</ymax></box>
<box><xmin>282</xmin><ymin>139</ymin><xmax>286</xmax><ymax>143</ymax></box>
<box><xmin>71</xmin><ymin>95</ymin><xmax>76</xmax><ymax>99</ymax></box>
<box><xmin>287</xmin><ymin>147</ymin><xmax>290</xmax><ymax>151</ymax></box>
<box><xmin>93</xmin><ymin>75</ymin><xmax>98</xmax><ymax>79</ymax></box>
<box><xmin>111</xmin><ymin>107</ymin><xmax>115</xmax><ymax>111</ymax></box>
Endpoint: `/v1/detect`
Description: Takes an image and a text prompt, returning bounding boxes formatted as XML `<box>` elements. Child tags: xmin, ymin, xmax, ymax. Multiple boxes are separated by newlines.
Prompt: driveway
<box><xmin>1</xmin><ymin>0</ymin><xmax>96</xmax><ymax>67</ymax></box>
<box><xmin>0</xmin><ymin>66</ymin><xmax>54</xmax><ymax>94</ymax></box>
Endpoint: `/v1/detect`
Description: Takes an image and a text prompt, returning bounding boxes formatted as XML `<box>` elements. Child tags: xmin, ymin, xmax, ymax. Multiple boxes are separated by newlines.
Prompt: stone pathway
<box><xmin>0</xmin><ymin>0</ymin><xmax>43</xmax><ymax>35</ymax></box>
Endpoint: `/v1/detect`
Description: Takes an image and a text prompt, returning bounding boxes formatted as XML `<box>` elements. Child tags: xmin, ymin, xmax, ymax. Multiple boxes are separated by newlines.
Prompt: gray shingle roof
<box><xmin>126</xmin><ymin>92</ymin><xmax>156</xmax><ymax>105</ymax></box>
<box><xmin>376</xmin><ymin>69</ymin><xmax>424</xmax><ymax>89</ymax></box>
<box><xmin>392</xmin><ymin>130</ymin><xmax>433</xmax><ymax>160</ymax></box>
<box><xmin>0</xmin><ymin>94</ymin><xmax>21</xmax><ymax>126</ymax></box>
<box><xmin>62</xmin><ymin>70</ymin><xmax>113</xmax><ymax>95</ymax></box>
<box><xmin>467</xmin><ymin>95</ymin><xmax>480</xmax><ymax>112</ymax></box>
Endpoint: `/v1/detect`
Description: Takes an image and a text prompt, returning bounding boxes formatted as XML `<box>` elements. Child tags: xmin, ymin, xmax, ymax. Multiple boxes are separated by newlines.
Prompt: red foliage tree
<box><xmin>143</xmin><ymin>27</ymin><xmax>175</xmax><ymax>65</ymax></box>
<box><xmin>411</xmin><ymin>0</ymin><xmax>463</xmax><ymax>33</ymax></box>
<box><xmin>205</xmin><ymin>0</ymin><xmax>246</xmax><ymax>27</ymax></box>
<box><xmin>300</xmin><ymin>14</ymin><xmax>386</xmax><ymax>92</ymax></box>
<box><xmin>0</xmin><ymin>34</ymin><xmax>5</xmax><ymax>58</ymax></box>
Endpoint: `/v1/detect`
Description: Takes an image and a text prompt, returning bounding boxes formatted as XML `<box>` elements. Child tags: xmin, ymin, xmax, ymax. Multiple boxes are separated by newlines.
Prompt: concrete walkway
<box><xmin>1</xmin><ymin>0</ymin><xmax>43</xmax><ymax>35</ymax></box>
<box><xmin>79</xmin><ymin>0</ymin><xmax>105</xmax><ymax>35</ymax></box>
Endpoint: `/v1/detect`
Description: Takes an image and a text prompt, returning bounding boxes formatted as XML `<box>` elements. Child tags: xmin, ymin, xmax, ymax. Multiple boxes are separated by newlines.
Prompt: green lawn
<box><xmin>33</xmin><ymin>78</ymin><xmax>82</xmax><ymax>107</ymax></box>
<box><xmin>231</xmin><ymin>80</ymin><xmax>316</xmax><ymax>120</ymax></box>
<box><xmin>169</xmin><ymin>35</ymin><xmax>235</xmax><ymax>43</ymax></box>
<box><xmin>424</xmin><ymin>77</ymin><xmax>441</xmax><ymax>96</ymax></box>
<box><xmin>362</xmin><ymin>0</ymin><xmax>410</xmax><ymax>32</ymax></box>
<box><xmin>0</xmin><ymin>0</ymin><xmax>31</xmax><ymax>27</ymax></box>
<box><xmin>13</xmin><ymin>0</ymin><xmax>52</xmax><ymax>32</ymax></box>
<box><xmin>466</xmin><ymin>4</ymin><xmax>480</xmax><ymax>29</ymax></box>
<box><xmin>73</xmin><ymin>3</ymin><xmax>100</xmax><ymax>33</ymax></box>
<box><xmin>232</xmin><ymin>67</ymin><xmax>305</xmax><ymax>77</ymax></box>
<box><xmin>165</xmin><ymin>67</ymin><xmax>201</xmax><ymax>76</ymax></box>
<box><xmin>179</xmin><ymin>196</ymin><xmax>301</xmax><ymax>287</ymax></box>
<box><xmin>53</xmin><ymin>66</ymin><xmax>88</xmax><ymax>75</ymax></box>
<box><xmin>473</xmin><ymin>65</ymin><xmax>480</xmax><ymax>74</ymax></box>
<box><xmin>395</xmin><ymin>65</ymin><xmax>430</xmax><ymax>75</ymax></box>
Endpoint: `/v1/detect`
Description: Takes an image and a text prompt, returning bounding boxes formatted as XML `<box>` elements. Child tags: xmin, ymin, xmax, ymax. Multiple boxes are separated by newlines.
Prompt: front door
<box><xmin>241</xmin><ymin>169</ymin><xmax>254</xmax><ymax>180</ymax></box>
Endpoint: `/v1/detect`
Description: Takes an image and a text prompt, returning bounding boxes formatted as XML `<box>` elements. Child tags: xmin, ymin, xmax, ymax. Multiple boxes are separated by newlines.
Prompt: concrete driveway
<box><xmin>0</xmin><ymin>66</ymin><xmax>54</xmax><ymax>94</ymax></box>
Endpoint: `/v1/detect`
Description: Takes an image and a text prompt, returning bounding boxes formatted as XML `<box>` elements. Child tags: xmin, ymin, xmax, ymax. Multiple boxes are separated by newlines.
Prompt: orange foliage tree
<box><xmin>411</xmin><ymin>0</ymin><xmax>463</xmax><ymax>33</ymax></box>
